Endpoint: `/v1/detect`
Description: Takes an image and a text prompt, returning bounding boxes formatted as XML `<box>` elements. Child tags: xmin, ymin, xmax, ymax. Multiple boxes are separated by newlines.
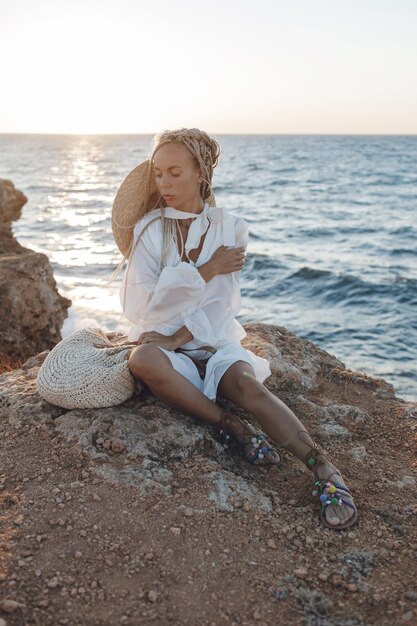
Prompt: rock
<box><xmin>349</xmin><ymin>445</ymin><xmax>367</xmax><ymax>462</ymax></box>
<box><xmin>182</xmin><ymin>507</ymin><xmax>193</xmax><ymax>517</ymax></box>
<box><xmin>242</xmin><ymin>323</ymin><xmax>346</xmax><ymax>396</ymax></box>
<box><xmin>0</xmin><ymin>179</ymin><xmax>71</xmax><ymax>362</ymax></box>
<box><xmin>111</xmin><ymin>438</ymin><xmax>126</xmax><ymax>453</ymax></box>
<box><xmin>1</xmin><ymin>322</ymin><xmax>415</xmax><ymax>521</ymax></box>
<box><xmin>317</xmin><ymin>422</ymin><xmax>350</xmax><ymax>440</ymax></box>
<box><xmin>207</xmin><ymin>470</ymin><xmax>273</xmax><ymax>513</ymax></box>
<box><xmin>0</xmin><ymin>598</ymin><xmax>26</xmax><ymax>612</ymax></box>
<box><xmin>404</xmin><ymin>591</ymin><xmax>417</xmax><ymax>601</ymax></box>
<box><xmin>0</xmin><ymin>178</ymin><xmax>26</xmax><ymax>224</ymax></box>
<box><xmin>404</xmin><ymin>405</ymin><xmax>417</xmax><ymax>419</ymax></box>
<box><xmin>320</xmin><ymin>404</ymin><xmax>370</xmax><ymax>423</ymax></box>
<box><xmin>392</xmin><ymin>476</ymin><xmax>416</xmax><ymax>489</ymax></box>
<box><xmin>294</xmin><ymin>567</ymin><xmax>308</xmax><ymax>579</ymax></box>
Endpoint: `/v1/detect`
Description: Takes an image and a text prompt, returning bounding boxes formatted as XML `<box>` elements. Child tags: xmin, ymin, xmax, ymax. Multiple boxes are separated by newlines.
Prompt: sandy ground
<box><xmin>1</xmin><ymin>364</ymin><xmax>417</xmax><ymax>626</ymax></box>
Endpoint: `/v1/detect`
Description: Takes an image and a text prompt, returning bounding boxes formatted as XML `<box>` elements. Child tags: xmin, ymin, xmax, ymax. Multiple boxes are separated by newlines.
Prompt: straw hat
<box><xmin>111</xmin><ymin>158</ymin><xmax>216</xmax><ymax>257</ymax></box>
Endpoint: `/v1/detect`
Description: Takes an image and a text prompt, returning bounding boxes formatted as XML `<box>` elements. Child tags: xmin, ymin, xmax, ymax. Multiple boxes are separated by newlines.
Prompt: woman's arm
<box><xmin>119</xmin><ymin>223</ymin><xmax>218</xmax><ymax>327</ymax></box>
<box><xmin>172</xmin><ymin>325</ymin><xmax>194</xmax><ymax>347</ymax></box>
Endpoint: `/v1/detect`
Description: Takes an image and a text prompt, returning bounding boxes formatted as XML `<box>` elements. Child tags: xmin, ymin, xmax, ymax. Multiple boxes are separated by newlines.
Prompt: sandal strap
<box><xmin>297</xmin><ymin>429</ymin><xmax>329</xmax><ymax>475</ymax></box>
<box><xmin>329</xmin><ymin>482</ymin><xmax>353</xmax><ymax>496</ymax></box>
<box><xmin>219</xmin><ymin>412</ymin><xmax>273</xmax><ymax>463</ymax></box>
<box><xmin>313</xmin><ymin>478</ymin><xmax>353</xmax><ymax>497</ymax></box>
<box><xmin>340</xmin><ymin>499</ymin><xmax>356</xmax><ymax>510</ymax></box>
<box><xmin>312</xmin><ymin>477</ymin><xmax>354</xmax><ymax>510</ymax></box>
<box><xmin>322</xmin><ymin>470</ymin><xmax>354</xmax><ymax>496</ymax></box>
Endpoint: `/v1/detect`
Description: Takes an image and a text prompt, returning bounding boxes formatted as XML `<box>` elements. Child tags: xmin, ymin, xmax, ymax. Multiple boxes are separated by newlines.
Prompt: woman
<box><xmin>110</xmin><ymin>128</ymin><xmax>358</xmax><ymax>530</ymax></box>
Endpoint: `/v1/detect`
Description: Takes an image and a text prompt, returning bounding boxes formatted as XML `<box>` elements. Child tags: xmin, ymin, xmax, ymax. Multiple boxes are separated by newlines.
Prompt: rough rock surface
<box><xmin>0</xmin><ymin>324</ymin><xmax>416</xmax><ymax>626</ymax></box>
<box><xmin>0</xmin><ymin>179</ymin><xmax>71</xmax><ymax>362</ymax></box>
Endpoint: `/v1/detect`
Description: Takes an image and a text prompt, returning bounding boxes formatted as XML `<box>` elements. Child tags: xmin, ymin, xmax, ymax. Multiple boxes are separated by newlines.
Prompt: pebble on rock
<box><xmin>0</xmin><ymin>599</ymin><xmax>26</xmax><ymax>613</ymax></box>
<box><xmin>111</xmin><ymin>439</ymin><xmax>126</xmax><ymax>453</ymax></box>
<box><xmin>294</xmin><ymin>567</ymin><xmax>308</xmax><ymax>579</ymax></box>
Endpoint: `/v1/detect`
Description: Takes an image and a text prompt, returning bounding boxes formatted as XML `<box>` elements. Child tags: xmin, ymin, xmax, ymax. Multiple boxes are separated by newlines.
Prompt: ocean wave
<box><xmin>272</xmin><ymin>266</ymin><xmax>417</xmax><ymax>306</ymax></box>
<box><xmin>389</xmin><ymin>247</ymin><xmax>417</xmax><ymax>256</ymax></box>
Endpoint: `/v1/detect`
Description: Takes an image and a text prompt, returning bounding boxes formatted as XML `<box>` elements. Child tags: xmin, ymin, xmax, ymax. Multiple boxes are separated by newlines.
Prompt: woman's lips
<box><xmin>164</xmin><ymin>195</ymin><xmax>175</xmax><ymax>198</ymax></box>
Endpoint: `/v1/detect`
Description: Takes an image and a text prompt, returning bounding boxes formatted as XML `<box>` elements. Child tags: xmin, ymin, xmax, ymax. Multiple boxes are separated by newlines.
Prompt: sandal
<box><xmin>298</xmin><ymin>430</ymin><xmax>359</xmax><ymax>530</ymax></box>
<box><xmin>218</xmin><ymin>411</ymin><xmax>282</xmax><ymax>467</ymax></box>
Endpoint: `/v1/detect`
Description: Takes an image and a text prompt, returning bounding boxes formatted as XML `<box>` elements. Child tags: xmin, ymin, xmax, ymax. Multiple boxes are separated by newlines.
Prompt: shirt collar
<box><xmin>161</xmin><ymin>201</ymin><xmax>223</xmax><ymax>255</ymax></box>
<box><xmin>162</xmin><ymin>201</ymin><xmax>209</xmax><ymax>220</ymax></box>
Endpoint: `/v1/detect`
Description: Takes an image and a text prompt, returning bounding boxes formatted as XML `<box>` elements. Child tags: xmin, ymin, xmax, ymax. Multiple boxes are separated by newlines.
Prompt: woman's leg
<box><xmin>128</xmin><ymin>344</ymin><xmax>223</xmax><ymax>425</ymax></box>
<box><xmin>128</xmin><ymin>345</ymin><xmax>277</xmax><ymax>464</ymax></box>
<box><xmin>216</xmin><ymin>360</ymin><xmax>357</xmax><ymax>527</ymax></box>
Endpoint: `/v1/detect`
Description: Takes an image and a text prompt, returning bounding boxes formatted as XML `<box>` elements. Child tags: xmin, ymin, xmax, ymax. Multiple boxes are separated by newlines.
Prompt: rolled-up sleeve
<box><xmin>119</xmin><ymin>223</ymin><xmax>207</xmax><ymax>326</ymax></box>
<box><xmin>235</xmin><ymin>216</ymin><xmax>249</xmax><ymax>249</ymax></box>
<box><xmin>182</xmin><ymin>309</ymin><xmax>216</xmax><ymax>345</ymax></box>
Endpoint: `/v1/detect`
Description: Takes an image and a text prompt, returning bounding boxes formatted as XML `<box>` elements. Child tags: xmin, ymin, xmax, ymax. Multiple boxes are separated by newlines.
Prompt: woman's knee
<box><xmin>128</xmin><ymin>344</ymin><xmax>170</xmax><ymax>380</ymax></box>
<box><xmin>236</xmin><ymin>370</ymin><xmax>266</xmax><ymax>397</ymax></box>
<box><xmin>220</xmin><ymin>360</ymin><xmax>265</xmax><ymax>399</ymax></box>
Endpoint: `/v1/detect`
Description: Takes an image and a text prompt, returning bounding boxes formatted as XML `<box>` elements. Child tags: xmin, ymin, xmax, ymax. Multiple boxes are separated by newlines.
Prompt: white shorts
<box><xmin>155</xmin><ymin>343</ymin><xmax>272</xmax><ymax>400</ymax></box>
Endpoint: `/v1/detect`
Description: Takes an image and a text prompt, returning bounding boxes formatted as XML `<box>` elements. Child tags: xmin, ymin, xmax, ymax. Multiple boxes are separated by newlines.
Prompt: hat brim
<box><xmin>112</xmin><ymin>160</ymin><xmax>160</xmax><ymax>257</ymax></box>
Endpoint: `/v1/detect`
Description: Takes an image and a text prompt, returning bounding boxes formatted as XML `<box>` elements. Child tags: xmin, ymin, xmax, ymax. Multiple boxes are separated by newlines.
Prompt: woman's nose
<box><xmin>160</xmin><ymin>176</ymin><xmax>171</xmax><ymax>187</ymax></box>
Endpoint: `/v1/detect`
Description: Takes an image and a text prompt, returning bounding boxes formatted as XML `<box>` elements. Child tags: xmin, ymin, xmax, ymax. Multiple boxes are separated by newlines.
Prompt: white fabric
<box><xmin>119</xmin><ymin>201</ymin><xmax>272</xmax><ymax>391</ymax></box>
<box><xmin>157</xmin><ymin>343</ymin><xmax>271</xmax><ymax>400</ymax></box>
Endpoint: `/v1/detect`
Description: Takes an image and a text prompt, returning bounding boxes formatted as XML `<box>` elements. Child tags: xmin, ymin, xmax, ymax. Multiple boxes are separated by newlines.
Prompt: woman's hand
<box><xmin>136</xmin><ymin>331</ymin><xmax>179</xmax><ymax>351</ymax></box>
<box><xmin>210</xmin><ymin>245</ymin><xmax>246</xmax><ymax>275</ymax></box>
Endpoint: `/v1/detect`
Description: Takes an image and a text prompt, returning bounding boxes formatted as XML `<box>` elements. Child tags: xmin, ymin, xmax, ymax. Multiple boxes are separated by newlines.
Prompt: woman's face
<box><xmin>152</xmin><ymin>142</ymin><xmax>202</xmax><ymax>209</ymax></box>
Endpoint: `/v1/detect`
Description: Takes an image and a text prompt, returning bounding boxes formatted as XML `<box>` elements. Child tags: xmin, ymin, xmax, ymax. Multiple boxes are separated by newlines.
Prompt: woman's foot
<box><xmin>219</xmin><ymin>412</ymin><xmax>281</xmax><ymax>466</ymax></box>
<box><xmin>314</xmin><ymin>461</ymin><xmax>358</xmax><ymax>528</ymax></box>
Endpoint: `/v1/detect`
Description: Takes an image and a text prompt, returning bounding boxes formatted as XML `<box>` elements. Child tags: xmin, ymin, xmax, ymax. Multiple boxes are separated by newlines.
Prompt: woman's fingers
<box><xmin>138</xmin><ymin>331</ymin><xmax>167</xmax><ymax>345</ymax></box>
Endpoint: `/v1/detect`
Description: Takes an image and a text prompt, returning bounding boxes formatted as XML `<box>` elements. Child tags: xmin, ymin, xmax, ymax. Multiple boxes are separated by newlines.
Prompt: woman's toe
<box><xmin>269</xmin><ymin>450</ymin><xmax>281</xmax><ymax>464</ymax></box>
<box><xmin>325</xmin><ymin>498</ymin><xmax>356</xmax><ymax>526</ymax></box>
<box><xmin>326</xmin><ymin>506</ymin><xmax>343</xmax><ymax>525</ymax></box>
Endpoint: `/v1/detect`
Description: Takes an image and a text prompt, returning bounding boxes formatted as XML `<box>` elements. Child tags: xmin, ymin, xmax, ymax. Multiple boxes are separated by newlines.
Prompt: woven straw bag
<box><xmin>36</xmin><ymin>327</ymin><xmax>138</xmax><ymax>409</ymax></box>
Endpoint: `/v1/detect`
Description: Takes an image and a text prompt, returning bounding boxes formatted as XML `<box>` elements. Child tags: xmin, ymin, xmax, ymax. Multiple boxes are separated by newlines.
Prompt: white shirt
<box><xmin>119</xmin><ymin>201</ymin><xmax>250</xmax><ymax>356</ymax></box>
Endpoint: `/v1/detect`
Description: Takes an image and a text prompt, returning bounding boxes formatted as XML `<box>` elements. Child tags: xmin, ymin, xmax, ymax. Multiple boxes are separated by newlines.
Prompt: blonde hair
<box><xmin>156</xmin><ymin>127</ymin><xmax>220</xmax><ymax>267</ymax></box>
<box><xmin>105</xmin><ymin>127</ymin><xmax>221</xmax><ymax>323</ymax></box>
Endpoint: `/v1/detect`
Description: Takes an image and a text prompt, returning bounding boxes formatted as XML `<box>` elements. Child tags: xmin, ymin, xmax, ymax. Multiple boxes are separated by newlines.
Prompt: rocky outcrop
<box><xmin>0</xmin><ymin>179</ymin><xmax>71</xmax><ymax>362</ymax></box>
<box><xmin>0</xmin><ymin>323</ymin><xmax>414</xmax><ymax>500</ymax></box>
<box><xmin>0</xmin><ymin>324</ymin><xmax>416</xmax><ymax>625</ymax></box>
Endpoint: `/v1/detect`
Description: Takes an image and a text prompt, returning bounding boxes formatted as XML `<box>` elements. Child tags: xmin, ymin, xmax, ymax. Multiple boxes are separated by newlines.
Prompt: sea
<box><xmin>1</xmin><ymin>133</ymin><xmax>416</xmax><ymax>402</ymax></box>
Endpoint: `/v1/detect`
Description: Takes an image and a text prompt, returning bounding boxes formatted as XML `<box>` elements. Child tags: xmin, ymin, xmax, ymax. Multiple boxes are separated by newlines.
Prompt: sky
<box><xmin>1</xmin><ymin>0</ymin><xmax>416</xmax><ymax>134</ymax></box>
